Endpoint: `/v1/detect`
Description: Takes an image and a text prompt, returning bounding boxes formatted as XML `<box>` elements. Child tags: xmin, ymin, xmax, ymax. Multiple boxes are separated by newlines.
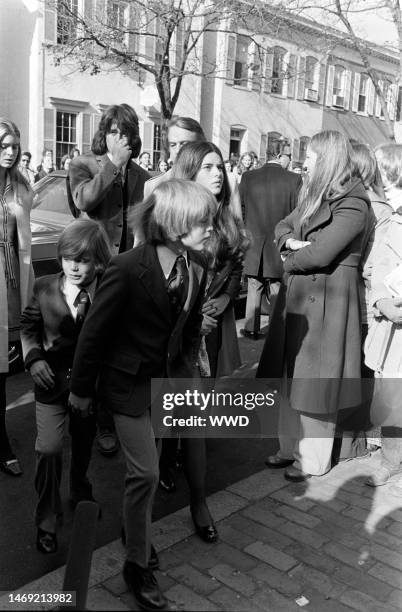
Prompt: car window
<box><xmin>33</xmin><ymin>176</ymin><xmax>70</xmax><ymax>215</ymax></box>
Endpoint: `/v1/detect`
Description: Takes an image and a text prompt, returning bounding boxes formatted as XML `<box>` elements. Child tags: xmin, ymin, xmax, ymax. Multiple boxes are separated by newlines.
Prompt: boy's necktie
<box><xmin>75</xmin><ymin>288</ymin><xmax>90</xmax><ymax>332</ymax></box>
<box><xmin>167</xmin><ymin>255</ymin><xmax>189</xmax><ymax>318</ymax></box>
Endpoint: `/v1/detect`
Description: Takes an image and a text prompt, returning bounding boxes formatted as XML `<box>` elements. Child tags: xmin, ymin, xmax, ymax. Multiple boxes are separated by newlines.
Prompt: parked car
<box><xmin>31</xmin><ymin>169</ymin><xmax>74</xmax><ymax>276</ymax></box>
<box><xmin>9</xmin><ymin>170</ymin><xmax>74</xmax><ymax>372</ymax></box>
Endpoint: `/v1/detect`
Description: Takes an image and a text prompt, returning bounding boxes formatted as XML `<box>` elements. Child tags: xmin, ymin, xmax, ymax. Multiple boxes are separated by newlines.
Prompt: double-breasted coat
<box><xmin>257</xmin><ymin>179</ymin><xmax>370</xmax><ymax>414</ymax></box>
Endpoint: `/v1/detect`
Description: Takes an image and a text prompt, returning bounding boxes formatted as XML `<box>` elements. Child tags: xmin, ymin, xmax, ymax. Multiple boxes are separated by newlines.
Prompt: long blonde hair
<box><xmin>299</xmin><ymin>131</ymin><xmax>354</xmax><ymax>225</ymax></box>
<box><xmin>0</xmin><ymin>118</ymin><xmax>30</xmax><ymax>197</ymax></box>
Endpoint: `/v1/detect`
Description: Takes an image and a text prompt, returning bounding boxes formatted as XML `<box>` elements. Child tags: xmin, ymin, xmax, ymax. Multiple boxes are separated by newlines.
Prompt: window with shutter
<box><xmin>234</xmin><ymin>35</ymin><xmax>250</xmax><ymax>87</ymax></box>
<box><xmin>56</xmin><ymin>111</ymin><xmax>77</xmax><ymax>168</ymax></box>
<box><xmin>57</xmin><ymin>0</ymin><xmax>78</xmax><ymax>45</ymax></box>
<box><xmin>343</xmin><ymin>70</ymin><xmax>352</xmax><ymax>110</ymax></box>
<box><xmin>271</xmin><ymin>46</ymin><xmax>286</xmax><ymax>95</ymax></box>
<box><xmin>142</xmin><ymin>121</ymin><xmax>154</xmax><ymax>155</ymax></box>
<box><xmin>248</xmin><ymin>41</ymin><xmax>261</xmax><ymax>91</ymax></box>
<box><xmin>375</xmin><ymin>80</ymin><xmax>384</xmax><ymax>117</ymax></box>
<box><xmin>388</xmin><ymin>83</ymin><xmax>398</xmax><ymax>121</ymax></box>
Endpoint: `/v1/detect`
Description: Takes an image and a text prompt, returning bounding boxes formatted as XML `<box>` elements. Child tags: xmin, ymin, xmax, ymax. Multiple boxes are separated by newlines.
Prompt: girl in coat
<box><xmin>0</xmin><ymin>118</ymin><xmax>34</xmax><ymax>477</ymax></box>
<box><xmin>258</xmin><ymin>130</ymin><xmax>370</xmax><ymax>481</ymax></box>
<box><xmin>167</xmin><ymin>141</ymin><xmax>248</xmax><ymax>541</ymax></box>
<box><xmin>365</xmin><ymin>143</ymin><xmax>402</xmax><ymax>491</ymax></box>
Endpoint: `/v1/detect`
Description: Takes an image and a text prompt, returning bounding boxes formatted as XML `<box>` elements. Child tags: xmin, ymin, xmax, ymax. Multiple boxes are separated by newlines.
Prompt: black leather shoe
<box><xmin>121</xmin><ymin>529</ymin><xmax>159</xmax><ymax>570</ymax></box>
<box><xmin>239</xmin><ymin>328</ymin><xmax>263</xmax><ymax>340</ymax></box>
<box><xmin>284</xmin><ymin>465</ymin><xmax>312</xmax><ymax>482</ymax></box>
<box><xmin>36</xmin><ymin>528</ymin><xmax>57</xmax><ymax>554</ymax></box>
<box><xmin>0</xmin><ymin>458</ymin><xmax>22</xmax><ymax>477</ymax></box>
<box><xmin>265</xmin><ymin>454</ymin><xmax>294</xmax><ymax>469</ymax></box>
<box><xmin>190</xmin><ymin>506</ymin><xmax>218</xmax><ymax>543</ymax></box>
<box><xmin>123</xmin><ymin>561</ymin><xmax>167</xmax><ymax>610</ymax></box>
<box><xmin>158</xmin><ymin>466</ymin><xmax>176</xmax><ymax>493</ymax></box>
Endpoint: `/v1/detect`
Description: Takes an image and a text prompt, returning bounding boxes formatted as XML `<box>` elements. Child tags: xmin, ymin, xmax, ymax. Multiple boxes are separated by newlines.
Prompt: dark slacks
<box><xmin>35</xmin><ymin>399</ymin><xmax>96</xmax><ymax>533</ymax></box>
<box><xmin>113</xmin><ymin>411</ymin><xmax>159</xmax><ymax>568</ymax></box>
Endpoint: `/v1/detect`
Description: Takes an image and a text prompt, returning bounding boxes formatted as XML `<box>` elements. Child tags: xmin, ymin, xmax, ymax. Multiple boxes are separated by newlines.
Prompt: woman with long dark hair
<box><xmin>166</xmin><ymin>141</ymin><xmax>248</xmax><ymax>541</ymax></box>
<box><xmin>259</xmin><ymin>130</ymin><xmax>370</xmax><ymax>482</ymax></box>
<box><xmin>0</xmin><ymin>118</ymin><xmax>34</xmax><ymax>476</ymax></box>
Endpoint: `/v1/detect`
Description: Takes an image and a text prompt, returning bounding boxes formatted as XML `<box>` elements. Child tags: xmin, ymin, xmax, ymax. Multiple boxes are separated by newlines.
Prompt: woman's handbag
<box><xmin>370</xmin><ymin>322</ymin><xmax>402</xmax><ymax>427</ymax></box>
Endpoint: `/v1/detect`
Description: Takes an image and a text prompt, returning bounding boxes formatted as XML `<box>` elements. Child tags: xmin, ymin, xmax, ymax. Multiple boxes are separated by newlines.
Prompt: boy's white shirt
<box><xmin>62</xmin><ymin>277</ymin><xmax>97</xmax><ymax>320</ymax></box>
<box><xmin>156</xmin><ymin>245</ymin><xmax>189</xmax><ymax>279</ymax></box>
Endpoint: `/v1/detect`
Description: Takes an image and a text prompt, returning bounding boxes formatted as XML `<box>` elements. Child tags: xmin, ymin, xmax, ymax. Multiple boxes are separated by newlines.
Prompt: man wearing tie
<box><xmin>20</xmin><ymin>219</ymin><xmax>112</xmax><ymax>555</ymax></box>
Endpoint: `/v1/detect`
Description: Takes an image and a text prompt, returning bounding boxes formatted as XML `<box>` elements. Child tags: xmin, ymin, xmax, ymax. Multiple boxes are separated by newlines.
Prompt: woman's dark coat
<box><xmin>257</xmin><ymin>179</ymin><xmax>370</xmax><ymax>415</ymax></box>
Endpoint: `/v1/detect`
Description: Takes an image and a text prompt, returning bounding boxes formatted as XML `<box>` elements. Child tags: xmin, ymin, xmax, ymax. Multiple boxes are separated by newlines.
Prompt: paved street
<box><xmin>2</xmin><ymin>318</ymin><xmax>402</xmax><ymax>611</ymax></box>
<box><xmin>2</xmin><ymin>450</ymin><xmax>402</xmax><ymax>611</ymax></box>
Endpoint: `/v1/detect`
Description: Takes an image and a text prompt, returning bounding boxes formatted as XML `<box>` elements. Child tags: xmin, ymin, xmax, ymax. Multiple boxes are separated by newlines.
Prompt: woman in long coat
<box><xmin>0</xmin><ymin>118</ymin><xmax>34</xmax><ymax>476</ymax></box>
<box><xmin>258</xmin><ymin>131</ymin><xmax>370</xmax><ymax>481</ymax></box>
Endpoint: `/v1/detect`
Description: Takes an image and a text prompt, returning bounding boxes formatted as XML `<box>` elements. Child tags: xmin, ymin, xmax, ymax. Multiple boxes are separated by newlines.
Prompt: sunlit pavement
<box><xmin>2</xmin><ymin>319</ymin><xmax>402</xmax><ymax>611</ymax></box>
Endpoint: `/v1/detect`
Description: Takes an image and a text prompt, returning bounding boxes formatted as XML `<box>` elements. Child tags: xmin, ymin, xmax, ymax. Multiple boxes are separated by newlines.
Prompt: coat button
<box><xmin>308</xmin><ymin>295</ymin><xmax>315</xmax><ymax>302</ymax></box>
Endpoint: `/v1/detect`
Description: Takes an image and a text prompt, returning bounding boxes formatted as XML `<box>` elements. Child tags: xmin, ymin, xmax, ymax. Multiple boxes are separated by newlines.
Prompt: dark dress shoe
<box><xmin>239</xmin><ymin>328</ymin><xmax>262</xmax><ymax>340</ymax></box>
<box><xmin>265</xmin><ymin>454</ymin><xmax>294</xmax><ymax>469</ymax></box>
<box><xmin>121</xmin><ymin>529</ymin><xmax>159</xmax><ymax>570</ymax></box>
<box><xmin>123</xmin><ymin>561</ymin><xmax>167</xmax><ymax>610</ymax></box>
<box><xmin>96</xmin><ymin>430</ymin><xmax>119</xmax><ymax>456</ymax></box>
<box><xmin>0</xmin><ymin>458</ymin><xmax>22</xmax><ymax>477</ymax></box>
<box><xmin>284</xmin><ymin>465</ymin><xmax>312</xmax><ymax>482</ymax></box>
<box><xmin>158</xmin><ymin>466</ymin><xmax>176</xmax><ymax>493</ymax></box>
<box><xmin>193</xmin><ymin>521</ymin><xmax>218</xmax><ymax>543</ymax></box>
<box><xmin>37</xmin><ymin>528</ymin><xmax>57</xmax><ymax>554</ymax></box>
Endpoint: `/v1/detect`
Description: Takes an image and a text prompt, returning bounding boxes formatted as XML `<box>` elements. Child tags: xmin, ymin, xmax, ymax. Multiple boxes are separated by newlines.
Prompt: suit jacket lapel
<box><xmin>126</xmin><ymin>161</ymin><xmax>139</xmax><ymax>203</ymax></box>
<box><xmin>137</xmin><ymin>245</ymin><xmax>171</xmax><ymax>322</ymax></box>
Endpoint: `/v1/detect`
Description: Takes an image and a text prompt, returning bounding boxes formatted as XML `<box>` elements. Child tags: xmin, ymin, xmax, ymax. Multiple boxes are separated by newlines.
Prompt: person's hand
<box><xmin>109</xmin><ymin>134</ymin><xmax>132</xmax><ymax>168</ymax></box>
<box><xmin>68</xmin><ymin>392</ymin><xmax>93</xmax><ymax>418</ymax></box>
<box><xmin>200</xmin><ymin>313</ymin><xmax>218</xmax><ymax>335</ymax></box>
<box><xmin>202</xmin><ymin>295</ymin><xmax>230</xmax><ymax>318</ymax></box>
<box><xmin>286</xmin><ymin>238</ymin><xmax>311</xmax><ymax>251</ymax></box>
<box><xmin>376</xmin><ymin>297</ymin><xmax>402</xmax><ymax>324</ymax></box>
<box><xmin>29</xmin><ymin>360</ymin><xmax>55</xmax><ymax>390</ymax></box>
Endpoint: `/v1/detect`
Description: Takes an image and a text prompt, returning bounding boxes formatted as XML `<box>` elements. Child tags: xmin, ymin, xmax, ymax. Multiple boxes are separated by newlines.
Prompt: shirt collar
<box><xmin>156</xmin><ymin>244</ymin><xmax>189</xmax><ymax>279</ymax></box>
<box><xmin>63</xmin><ymin>276</ymin><xmax>97</xmax><ymax>303</ymax></box>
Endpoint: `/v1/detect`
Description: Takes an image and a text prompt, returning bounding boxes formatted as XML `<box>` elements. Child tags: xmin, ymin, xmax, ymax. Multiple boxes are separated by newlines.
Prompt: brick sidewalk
<box><xmin>2</xmin><ymin>450</ymin><xmax>402</xmax><ymax>611</ymax></box>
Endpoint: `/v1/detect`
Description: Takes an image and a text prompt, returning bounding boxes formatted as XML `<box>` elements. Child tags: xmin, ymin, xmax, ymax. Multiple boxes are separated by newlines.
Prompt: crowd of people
<box><xmin>1</xmin><ymin>104</ymin><xmax>402</xmax><ymax>611</ymax></box>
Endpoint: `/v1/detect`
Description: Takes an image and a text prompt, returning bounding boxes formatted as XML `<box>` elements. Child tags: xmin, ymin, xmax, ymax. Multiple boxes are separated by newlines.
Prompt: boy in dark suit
<box><xmin>68</xmin><ymin>179</ymin><xmax>215</xmax><ymax>611</ymax></box>
<box><xmin>20</xmin><ymin>219</ymin><xmax>111</xmax><ymax>554</ymax></box>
